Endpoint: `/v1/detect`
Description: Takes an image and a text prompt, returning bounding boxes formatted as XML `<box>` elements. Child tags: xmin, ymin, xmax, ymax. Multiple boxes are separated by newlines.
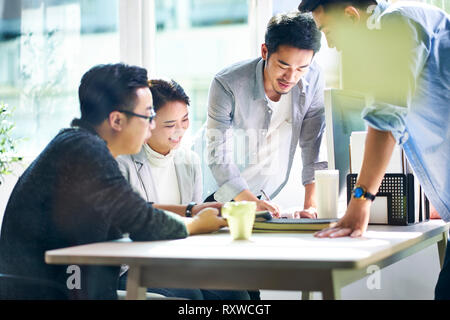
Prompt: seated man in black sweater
<box><xmin>0</xmin><ymin>63</ymin><xmax>227</xmax><ymax>300</ymax></box>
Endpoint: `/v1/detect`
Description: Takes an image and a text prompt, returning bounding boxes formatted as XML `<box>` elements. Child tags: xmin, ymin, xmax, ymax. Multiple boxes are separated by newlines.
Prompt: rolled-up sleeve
<box><xmin>299</xmin><ymin>70</ymin><xmax>328</xmax><ymax>186</ymax></box>
<box><xmin>362</xmin><ymin>102</ymin><xmax>409</xmax><ymax>144</ymax></box>
<box><xmin>362</xmin><ymin>12</ymin><xmax>428</xmax><ymax>145</ymax></box>
<box><xmin>206</xmin><ymin>77</ymin><xmax>249</xmax><ymax>202</ymax></box>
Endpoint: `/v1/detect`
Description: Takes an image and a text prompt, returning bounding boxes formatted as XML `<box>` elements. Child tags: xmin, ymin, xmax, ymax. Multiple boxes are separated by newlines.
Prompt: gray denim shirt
<box><xmin>206</xmin><ymin>57</ymin><xmax>327</xmax><ymax>202</ymax></box>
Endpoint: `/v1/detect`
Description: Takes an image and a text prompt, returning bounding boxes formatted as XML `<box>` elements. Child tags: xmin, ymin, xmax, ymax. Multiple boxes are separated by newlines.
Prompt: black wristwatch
<box><xmin>185</xmin><ymin>202</ymin><xmax>197</xmax><ymax>217</ymax></box>
<box><xmin>352</xmin><ymin>185</ymin><xmax>376</xmax><ymax>201</ymax></box>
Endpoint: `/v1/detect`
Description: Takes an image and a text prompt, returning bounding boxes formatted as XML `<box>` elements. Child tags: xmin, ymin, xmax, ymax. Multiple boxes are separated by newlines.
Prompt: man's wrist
<box><xmin>302</xmin><ymin>207</ymin><xmax>317</xmax><ymax>214</ymax></box>
<box><xmin>185</xmin><ymin>220</ymin><xmax>192</xmax><ymax>235</ymax></box>
<box><xmin>303</xmin><ymin>199</ymin><xmax>316</xmax><ymax>209</ymax></box>
<box><xmin>185</xmin><ymin>220</ymin><xmax>199</xmax><ymax>235</ymax></box>
<box><xmin>352</xmin><ymin>185</ymin><xmax>376</xmax><ymax>201</ymax></box>
<box><xmin>234</xmin><ymin>189</ymin><xmax>259</xmax><ymax>202</ymax></box>
<box><xmin>350</xmin><ymin>197</ymin><xmax>372</xmax><ymax>208</ymax></box>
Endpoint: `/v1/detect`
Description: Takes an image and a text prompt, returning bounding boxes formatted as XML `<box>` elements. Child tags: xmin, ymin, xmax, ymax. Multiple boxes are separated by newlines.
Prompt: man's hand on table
<box><xmin>256</xmin><ymin>199</ymin><xmax>280</xmax><ymax>218</ymax></box>
<box><xmin>192</xmin><ymin>202</ymin><xmax>223</xmax><ymax>215</ymax></box>
<box><xmin>315</xmin><ymin>199</ymin><xmax>371</xmax><ymax>238</ymax></box>
<box><xmin>293</xmin><ymin>207</ymin><xmax>317</xmax><ymax>219</ymax></box>
<box><xmin>234</xmin><ymin>189</ymin><xmax>280</xmax><ymax>218</ymax></box>
<box><xmin>185</xmin><ymin>208</ymin><xmax>227</xmax><ymax>235</ymax></box>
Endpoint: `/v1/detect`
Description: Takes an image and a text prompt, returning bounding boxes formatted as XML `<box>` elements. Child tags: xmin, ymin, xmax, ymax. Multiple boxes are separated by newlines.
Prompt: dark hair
<box><xmin>71</xmin><ymin>63</ymin><xmax>149</xmax><ymax>127</ymax></box>
<box><xmin>265</xmin><ymin>11</ymin><xmax>322</xmax><ymax>57</ymax></box>
<box><xmin>148</xmin><ymin>79</ymin><xmax>190</xmax><ymax>112</ymax></box>
<box><xmin>298</xmin><ymin>0</ymin><xmax>377</xmax><ymax>12</ymax></box>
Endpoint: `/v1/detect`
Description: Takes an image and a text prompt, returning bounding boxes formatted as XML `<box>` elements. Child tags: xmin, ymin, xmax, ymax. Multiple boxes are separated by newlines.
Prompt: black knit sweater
<box><xmin>0</xmin><ymin>126</ymin><xmax>188</xmax><ymax>299</ymax></box>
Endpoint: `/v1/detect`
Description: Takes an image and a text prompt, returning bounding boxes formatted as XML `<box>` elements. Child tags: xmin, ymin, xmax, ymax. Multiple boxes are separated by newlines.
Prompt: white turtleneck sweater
<box><xmin>241</xmin><ymin>91</ymin><xmax>293</xmax><ymax>196</ymax></box>
<box><xmin>143</xmin><ymin>144</ymin><xmax>181</xmax><ymax>204</ymax></box>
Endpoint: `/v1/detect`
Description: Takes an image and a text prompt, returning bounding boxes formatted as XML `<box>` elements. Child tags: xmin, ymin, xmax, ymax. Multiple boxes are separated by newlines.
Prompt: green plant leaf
<box><xmin>0</xmin><ymin>102</ymin><xmax>23</xmax><ymax>182</ymax></box>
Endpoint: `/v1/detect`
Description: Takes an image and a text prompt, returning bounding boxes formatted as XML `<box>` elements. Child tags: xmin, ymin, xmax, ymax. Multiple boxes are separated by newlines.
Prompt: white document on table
<box><xmin>369</xmin><ymin>196</ymin><xmax>389</xmax><ymax>224</ymax></box>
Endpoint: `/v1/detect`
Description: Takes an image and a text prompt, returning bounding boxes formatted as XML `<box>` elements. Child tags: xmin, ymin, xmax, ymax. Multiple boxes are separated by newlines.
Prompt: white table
<box><xmin>45</xmin><ymin>220</ymin><xmax>449</xmax><ymax>300</ymax></box>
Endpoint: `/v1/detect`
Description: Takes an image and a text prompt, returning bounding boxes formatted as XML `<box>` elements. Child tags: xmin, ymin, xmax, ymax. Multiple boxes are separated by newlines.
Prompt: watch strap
<box><xmin>364</xmin><ymin>191</ymin><xmax>376</xmax><ymax>201</ymax></box>
<box><xmin>185</xmin><ymin>202</ymin><xmax>196</xmax><ymax>217</ymax></box>
<box><xmin>353</xmin><ymin>185</ymin><xmax>376</xmax><ymax>201</ymax></box>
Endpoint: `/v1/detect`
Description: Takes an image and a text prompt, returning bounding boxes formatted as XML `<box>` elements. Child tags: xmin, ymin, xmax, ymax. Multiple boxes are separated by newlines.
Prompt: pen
<box><xmin>261</xmin><ymin>189</ymin><xmax>287</xmax><ymax>219</ymax></box>
<box><xmin>260</xmin><ymin>189</ymin><xmax>271</xmax><ymax>201</ymax></box>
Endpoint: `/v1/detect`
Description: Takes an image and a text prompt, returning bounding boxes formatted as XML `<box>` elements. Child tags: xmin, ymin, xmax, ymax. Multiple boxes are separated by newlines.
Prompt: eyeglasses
<box><xmin>117</xmin><ymin>108</ymin><xmax>156</xmax><ymax>123</ymax></box>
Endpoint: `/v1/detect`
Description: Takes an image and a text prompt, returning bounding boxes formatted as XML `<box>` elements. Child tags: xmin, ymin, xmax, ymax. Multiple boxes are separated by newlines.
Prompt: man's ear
<box><xmin>109</xmin><ymin>111</ymin><xmax>124</xmax><ymax>132</ymax></box>
<box><xmin>261</xmin><ymin>43</ymin><xmax>268</xmax><ymax>61</ymax></box>
<box><xmin>344</xmin><ymin>5</ymin><xmax>361</xmax><ymax>24</ymax></box>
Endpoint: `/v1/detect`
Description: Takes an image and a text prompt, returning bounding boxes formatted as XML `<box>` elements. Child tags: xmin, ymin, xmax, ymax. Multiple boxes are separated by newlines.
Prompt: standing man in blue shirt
<box><xmin>206</xmin><ymin>12</ymin><xmax>327</xmax><ymax>218</ymax></box>
<box><xmin>298</xmin><ymin>0</ymin><xmax>450</xmax><ymax>299</ymax></box>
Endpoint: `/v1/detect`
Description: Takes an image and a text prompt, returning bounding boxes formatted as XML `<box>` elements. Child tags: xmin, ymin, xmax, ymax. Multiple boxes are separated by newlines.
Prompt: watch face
<box><xmin>353</xmin><ymin>187</ymin><xmax>364</xmax><ymax>198</ymax></box>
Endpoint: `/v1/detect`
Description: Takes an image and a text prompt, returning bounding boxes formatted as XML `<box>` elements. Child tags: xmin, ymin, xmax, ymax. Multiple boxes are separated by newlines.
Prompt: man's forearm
<box><xmin>152</xmin><ymin>204</ymin><xmax>185</xmax><ymax>216</ymax></box>
<box><xmin>357</xmin><ymin>127</ymin><xmax>397</xmax><ymax>194</ymax></box>
<box><xmin>234</xmin><ymin>189</ymin><xmax>259</xmax><ymax>202</ymax></box>
<box><xmin>304</xmin><ymin>182</ymin><xmax>316</xmax><ymax>208</ymax></box>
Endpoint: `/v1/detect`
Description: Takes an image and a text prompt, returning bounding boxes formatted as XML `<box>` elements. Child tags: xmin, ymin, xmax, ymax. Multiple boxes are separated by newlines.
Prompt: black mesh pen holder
<box><xmin>347</xmin><ymin>173</ymin><xmax>415</xmax><ymax>226</ymax></box>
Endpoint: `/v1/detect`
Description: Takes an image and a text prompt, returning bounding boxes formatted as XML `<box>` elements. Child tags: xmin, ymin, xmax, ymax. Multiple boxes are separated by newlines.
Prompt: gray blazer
<box><xmin>116</xmin><ymin>147</ymin><xmax>203</xmax><ymax>204</ymax></box>
<box><xmin>207</xmin><ymin>57</ymin><xmax>328</xmax><ymax>202</ymax></box>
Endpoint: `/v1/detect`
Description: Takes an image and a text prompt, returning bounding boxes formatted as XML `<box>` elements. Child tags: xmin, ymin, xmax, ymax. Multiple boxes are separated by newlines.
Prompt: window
<box><xmin>156</xmin><ymin>0</ymin><xmax>248</xmax><ymax>30</ymax></box>
<box><xmin>422</xmin><ymin>0</ymin><xmax>449</xmax><ymax>13</ymax></box>
<box><xmin>0</xmin><ymin>0</ymin><xmax>343</xmax><ymax>157</ymax></box>
<box><xmin>152</xmin><ymin>0</ymin><xmax>252</xmax><ymax>137</ymax></box>
<box><xmin>0</xmin><ymin>0</ymin><xmax>120</xmax><ymax>157</ymax></box>
<box><xmin>397</xmin><ymin>0</ymin><xmax>449</xmax><ymax>13</ymax></box>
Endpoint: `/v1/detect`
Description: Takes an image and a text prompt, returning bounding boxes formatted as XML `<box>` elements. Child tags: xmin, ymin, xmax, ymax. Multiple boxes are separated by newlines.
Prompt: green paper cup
<box><xmin>221</xmin><ymin>201</ymin><xmax>256</xmax><ymax>240</ymax></box>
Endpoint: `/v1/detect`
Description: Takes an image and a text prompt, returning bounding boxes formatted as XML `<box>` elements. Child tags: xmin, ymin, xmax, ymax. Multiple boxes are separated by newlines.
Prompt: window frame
<box><xmin>118</xmin><ymin>0</ymin><xmax>273</xmax><ymax>73</ymax></box>
<box><xmin>119</xmin><ymin>0</ymin><xmax>156</xmax><ymax>76</ymax></box>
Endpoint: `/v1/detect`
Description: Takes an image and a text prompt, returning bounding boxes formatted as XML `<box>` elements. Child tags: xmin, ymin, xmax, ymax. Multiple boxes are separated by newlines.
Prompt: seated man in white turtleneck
<box><xmin>116</xmin><ymin>79</ymin><xmax>251</xmax><ymax>300</ymax></box>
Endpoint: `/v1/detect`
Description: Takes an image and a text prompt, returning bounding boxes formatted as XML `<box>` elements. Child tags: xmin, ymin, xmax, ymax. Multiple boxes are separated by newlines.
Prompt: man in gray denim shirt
<box><xmin>206</xmin><ymin>12</ymin><xmax>328</xmax><ymax>217</ymax></box>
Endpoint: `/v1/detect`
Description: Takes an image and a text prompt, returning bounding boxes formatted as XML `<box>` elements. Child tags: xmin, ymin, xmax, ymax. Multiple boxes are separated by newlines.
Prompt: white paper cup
<box><xmin>315</xmin><ymin>170</ymin><xmax>339</xmax><ymax>219</ymax></box>
<box><xmin>221</xmin><ymin>201</ymin><xmax>256</xmax><ymax>240</ymax></box>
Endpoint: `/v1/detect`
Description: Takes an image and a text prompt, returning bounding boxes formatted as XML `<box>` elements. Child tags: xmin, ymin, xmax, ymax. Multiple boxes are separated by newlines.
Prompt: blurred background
<box><xmin>0</xmin><ymin>0</ymin><xmax>448</xmax><ymax>300</ymax></box>
<box><xmin>1</xmin><ymin>0</ymin><xmax>446</xmax><ymax>157</ymax></box>
<box><xmin>0</xmin><ymin>0</ymin><xmax>343</xmax><ymax>156</ymax></box>
<box><xmin>2</xmin><ymin>0</ymin><xmax>446</xmax><ymax>156</ymax></box>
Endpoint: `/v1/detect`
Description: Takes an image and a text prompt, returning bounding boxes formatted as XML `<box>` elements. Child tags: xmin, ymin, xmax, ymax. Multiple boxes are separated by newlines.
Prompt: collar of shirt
<box><xmin>143</xmin><ymin>143</ymin><xmax>175</xmax><ymax>168</ymax></box>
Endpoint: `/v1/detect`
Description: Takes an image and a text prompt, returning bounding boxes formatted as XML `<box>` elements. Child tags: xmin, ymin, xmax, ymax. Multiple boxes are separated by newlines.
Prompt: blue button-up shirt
<box><xmin>361</xmin><ymin>1</ymin><xmax>450</xmax><ymax>220</ymax></box>
<box><xmin>206</xmin><ymin>58</ymin><xmax>327</xmax><ymax>202</ymax></box>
